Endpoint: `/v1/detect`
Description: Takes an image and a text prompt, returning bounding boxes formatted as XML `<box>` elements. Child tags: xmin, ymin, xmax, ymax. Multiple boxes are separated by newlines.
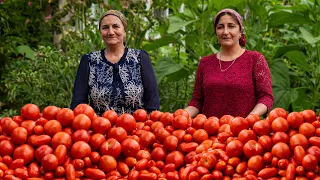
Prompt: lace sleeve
<box><xmin>253</xmin><ymin>54</ymin><xmax>274</xmax><ymax>111</ymax></box>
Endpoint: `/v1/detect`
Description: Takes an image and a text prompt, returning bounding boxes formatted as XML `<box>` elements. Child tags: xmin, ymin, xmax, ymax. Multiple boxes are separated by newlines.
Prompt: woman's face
<box><xmin>215</xmin><ymin>14</ymin><xmax>241</xmax><ymax>48</ymax></box>
<box><xmin>100</xmin><ymin>15</ymin><xmax>126</xmax><ymax>47</ymax></box>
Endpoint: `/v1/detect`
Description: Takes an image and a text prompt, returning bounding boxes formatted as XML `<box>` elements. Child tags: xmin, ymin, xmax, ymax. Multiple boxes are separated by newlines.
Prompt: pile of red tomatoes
<box><xmin>0</xmin><ymin>103</ymin><xmax>320</xmax><ymax>180</ymax></box>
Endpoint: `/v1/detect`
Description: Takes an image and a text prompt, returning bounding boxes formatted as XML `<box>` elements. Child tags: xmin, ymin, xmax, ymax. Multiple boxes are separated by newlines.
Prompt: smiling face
<box><xmin>215</xmin><ymin>14</ymin><xmax>241</xmax><ymax>48</ymax></box>
<box><xmin>100</xmin><ymin>15</ymin><xmax>126</xmax><ymax>47</ymax></box>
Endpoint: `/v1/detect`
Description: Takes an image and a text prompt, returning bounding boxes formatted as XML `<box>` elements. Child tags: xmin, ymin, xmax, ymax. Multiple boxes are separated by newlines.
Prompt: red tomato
<box><xmin>116</xmin><ymin>113</ymin><xmax>136</xmax><ymax>134</ymax></box>
<box><xmin>262</xmin><ymin>152</ymin><xmax>273</xmax><ymax>164</ymax></box>
<box><xmin>165</xmin><ymin>151</ymin><xmax>184</xmax><ymax>169</ymax></box>
<box><xmin>136</xmin><ymin>150</ymin><xmax>151</xmax><ymax>161</ymax></box>
<box><xmin>192</xmin><ymin>129</ymin><xmax>208</xmax><ymax>144</ymax></box>
<box><xmin>13</xmin><ymin>144</ymin><xmax>35</xmax><ymax>165</ymax></box>
<box><xmin>151</xmin><ymin>147</ymin><xmax>167</xmax><ymax>162</ymax></box>
<box><xmin>245</xmin><ymin>114</ymin><xmax>260</xmax><ymax>129</ymax></box>
<box><xmin>173</xmin><ymin>109</ymin><xmax>189</xmax><ymax>118</ymax></box>
<box><xmin>41</xmin><ymin>154</ymin><xmax>58</xmax><ymax>172</ymax></box>
<box><xmin>91</xmin><ymin>117</ymin><xmax>111</xmax><ymax>134</ymax></box>
<box><xmin>72</xmin><ymin>114</ymin><xmax>91</xmax><ymax>131</ymax></box>
<box><xmin>73</xmin><ymin>104</ymin><xmax>95</xmax><ymax>120</ymax></box>
<box><xmin>121</xmin><ymin>138</ymin><xmax>140</xmax><ymax>157</ymax></box>
<box><xmin>84</xmin><ymin>168</ymin><xmax>106</xmax><ymax>179</ymax></box>
<box><xmin>70</xmin><ymin>141</ymin><xmax>91</xmax><ymax>159</ymax></box>
<box><xmin>12</xmin><ymin>116</ymin><xmax>24</xmax><ymax>125</ymax></box>
<box><xmin>20</xmin><ymin>103</ymin><xmax>40</xmax><ymax>120</ymax></box>
<box><xmin>238</xmin><ymin>129</ymin><xmax>257</xmax><ymax>144</ymax></box>
<box><xmin>289</xmin><ymin>133</ymin><xmax>308</xmax><ymax>150</ymax></box>
<box><xmin>42</xmin><ymin>105</ymin><xmax>60</xmax><ymax>120</ymax></box>
<box><xmin>102</xmin><ymin>110</ymin><xmax>118</xmax><ymax>127</ymax></box>
<box><xmin>35</xmin><ymin>144</ymin><xmax>53</xmax><ymax>162</ymax></box>
<box><xmin>171</xmin><ymin>130</ymin><xmax>186</xmax><ymax>144</ymax></box>
<box><xmin>172</xmin><ymin>115</ymin><xmax>189</xmax><ymax>130</ymax></box>
<box><xmin>226</xmin><ymin>140</ymin><xmax>243</xmax><ymax>158</ymax></box>
<box><xmin>72</xmin><ymin>129</ymin><xmax>91</xmax><ymax>143</ymax></box>
<box><xmin>271</xmin><ymin>117</ymin><xmax>289</xmax><ymax>132</ymax></box>
<box><xmin>43</xmin><ymin>120</ymin><xmax>62</xmax><ymax>137</ymax></box>
<box><xmin>107</xmin><ymin>127</ymin><xmax>128</xmax><ymax>143</ymax></box>
<box><xmin>2</xmin><ymin>119</ymin><xmax>19</xmax><ymax>136</ymax></box>
<box><xmin>33</xmin><ymin>125</ymin><xmax>44</xmax><ymax>135</ymax></box>
<box><xmin>247</xmin><ymin>155</ymin><xmax>264</xmax><ymax>172</ymax></box>
<box><xmin>163</xmin><ymin>135</ymin><xmax>178</xmax><ymax>152</ymax></box>
<box><xmin>220</xmin><ymin>115</ymin><xmax>234</xmax><ymax>125</ymax></box>
<box><xmin>89</xmin><ymin>152</ymin><xmax>101</xmax><ymax>164</ymax></box>
<box><xmin>300</xmin><ymin>109</ymin><xmax>316</xmax><ymax>123</ymax></box>
<box><xmin>156</xmin><ymin>127</ymin><xmax>170</xmax><ymax>144</ymax></box>
<box><xmin>133</xmin><ymin>109</ymin><xmax>148</xmax><ymax>122</ymax></box>
<box><xmin>271</xmin><ymin>142</ymin><xmax>291</xmax><ymax>159</ymax></box>
<box><xmin>268</xmin><ymin>108</ymin><xmax>288</xmax><ymax>122</ymax></box>
<box><xmin>258</xmin><ymin>167</ymin><xmax>278</xmax><ymax>179</ymax></box>
<box><xmin>139</xmin><ymin>131</ymin><xmax>156</xmax><ymax>148</ymax></box>
<box><xmin>235</xmin><ymin>161</ymin><xmax>247</xmax><ymax>174</ymax></box>
<box><xmin>150</xmin><ymin>110</ymin><xmax>163</xmax><ymax>122</ymax></box>
<box><xmin>192</xmin><ymin>116</ymin><xmax>207</xmax><ymax>130</ymax></box>
<box><xmin>243</xmin><ymin>140</ymin><xmax>263</xmax><ymax>158</ymax></box>
<box><xmin>87</xmin><ymin>133</ymin><xmax>104</xmax><ymax>151</ymax></box>
<box><xmin>272</xmin><ymin>132</ymin><xmax>289</xmax><ymax>144</ymax></box>
<box><xmin>51</xmin><ymin>132</ymin><xmax>72</xmax><ymax>150</ymax></box>
<box><xmin>54</xmin><ymin>144</ymin><xmax>67</xmax><ymax>166</ymax></box>
<box><xmin>99</xmin><ymin>155</ymin><xmax>117</xmax><ymax>173</ymax></box>
<box><xmin>202</xmin><ymin>117</ymin><xmax>219</xmax><ymax>136</ymax></box>
<box><xmin>287</xmin><ymin>112</ymin><xmax>304</xmax><ymax>129</ymax></box>
<box><xmin>56</xmin><ymin>108</ymin><xmax>74</xmax><ymax>127</ymax></box>
<box><xmin>302</xmin><ymin>154</ymin><xmax>317</xmax><ymax>171</ymax></box>
<box><xmin>229</xmin><ymin>117</ymin><xmax>249</xmax><ymax>136</ymax></box>
<box><xmin>10</xmin><ymin>127</ymin><xmax>28</xmax><ymax>145</ymax></box>
<box><xmin>258</xmin><ymin>135</ymin><xmax>273</xmax><ymax>152</ymax></box>
<box><xmin>28</xmin><ymin>162</ymin><xmax>40</xmax><ymax>178</ymax></box>
<box><xmin>306</xmin><ymin>146</ymin><xmax>320</xmax><ymax>162</ymax></box>
<box><xmin>299</xmin><ymin>122</ymin><xmax>315</xmax><ymax>138</ymax></box>
<box><xmin>198</xmin><ymin>152</ymin><xmax>217</xmax><ymax>170</ymax></box>
<box><xmin>252</xmin><ymin>120</ymin><xmax>271</xmax><ymax>136</ymax></box>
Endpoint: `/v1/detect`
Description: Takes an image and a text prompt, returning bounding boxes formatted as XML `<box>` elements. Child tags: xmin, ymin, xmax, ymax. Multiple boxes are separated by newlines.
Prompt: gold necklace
<box><xmin>218</xmin><ymin>49</ymin><xmax>242</xmax><ymax>72</ymax></box>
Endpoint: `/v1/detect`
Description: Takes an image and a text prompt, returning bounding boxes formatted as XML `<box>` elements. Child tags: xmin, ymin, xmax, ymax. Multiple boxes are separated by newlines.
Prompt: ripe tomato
<box><xmin>100</xmin><ymin>138</ymin><xmax>121</xmax><ymax>158</ymax></box>
<box><xmin>44</xmin><ymin>120</ymin><xmax>62</xmax><ymax>137</ymax></box>
<box><xmin>72</xmin><ymin>129</ymin><xmax>91</xmax><ymax>143</ymax></box>
<box><xmin>102</xmin><ymin>110</ymin><xmax>118</xmax><ymax>127</ymax></box>
<box><xmin>302</xmin><ymin>154</ymin><xmax>317</xmax><ymax>171</ymax></box>
<box><xmin>99</xmin><ymin>155</ymin><xmax>117</xmax><ymax>173</ymax></box>
<box><xmin>192</xmin><ymin>129</ymin><xmax>208</xmax><ymax>144</ymax></box>
<box><xmin>272</xmin><ymin>132</ymin><xmax>289</xmax><ymax>144</ymax></box>
<box><xmin>42</xmin><ymin>105</ymin><xmax>60</xmax><ymax>120</ymax></box>
<box><xmin>156</xmin><ymin>127</ymin><xmax>170</xmax><ymax>144</ymax></box>
<box><xmin>150</xmin><ymin>110</ymin><xmax>163</xmax><ymax>122</ymax></box>
<box><xmin>287</xmin><ymin>112</ymin><xmax>304</xmax><ymax>129</ymax></box>
<box><xmin>268</xmin><ymin>108</ymin><xmax>288</xmax><ymax>122</ymax></box>
<box><xmin>165</xmin><ymin>151</ymin><xmax>184</xmax><ymax>169</ymax></box>
<box><xmin>70</xmin><ymin>141</ymin><xmax>91</xmax><ymax>159</ymax></box>
<box><xmin>252</xmin><ymin>120</ymin><xmax>270</xmax><ymax>136</ymax></box>
<box><xmin>121</xmin><ymin>138</ymin><xmax>140</xmax><ymax>157</ymax></box>
<box><xmin>54</xmin><ymin>144</ymin><xmax>67</xmax><ymax>166</ymax></box>
<box><xmin>171</xmin><ymin>130</ymin><xmax>186</xmax><ymax>144</ymax></box>
<box><xmin>107</xmin><ymin>127</ymin><xmax>128</xmax><ymax>143</ymax></box>
<box><xmin>245</xmin><ymin>114</ymin><xmax>260</xmax><ymax>129</ymax></box>
<box><xmin>116</xmin><ymin>113</ymin><xmax>136</xmax><ymax>134</ymax></box>
<box><xmin>258</xmin><ymin>135</ymin><xmax>273</xmax><ymax>152</ymax></box>
<box><xmin>192</xmin><ymin>116</ymin><xmax>207</xmax><ymax>129</ymax></box>
<box><xmin>72</xmin><ymin>114</ymin><xmax>91</xmax><ymax>131</ymax></box>
<box><xmin>133</xmin><ymin>109</ymin><xmax>148</xmax><ymax>122</ymax></box>
<box><xmin>33</xmin><ymin>125</ymin><xmax>44</xmax><ymax>135</ymax></box>
<box><xmin>139</xmin><ymin>131</ymin><xmax>156</xmax><ymax>148</ymax></box>
<box><xmin>306</xmin><ymin>146</ymin><xmax>320</xmax><ymax>162</ymax></box>
<box><xmin>151</xmin><ymin>147</ymin><xmax>167</xmax><ymax>162</ymax></box>
<box><xmin>243</xmin><ymin>140</ymin><xmax>263</xmax><ymax>158</ymax></box>
<box><xmin>173</xmin><ymin>109</ymin><xmax>189</xmax><ymax>118</ymax></box>
<box><xmin>203</xmin><ymin>117</ymin><xmax>219</xmax><ymax>136</ymax></box>
<box><xmin>88</xmin><ymin>133</ymin><xmax>105</xmax><ymax>151</ymax></box>
<box><xmin>11</xmin><ymin>127</ymin><xmax>28</xmax><ymax>145</ymax></box>
<box><xmin>21</xmin><ymin>103</ymin><xmax>40</xmax><ymax>120</ymax></box>
<box><xmin>238</xmin><ymin>129</ymin><xmax>257</xmax><ymax>144</ymax></box>
<box><xmin>91</xmin><ymin>117</ymin><xmax>111</xmax><ymax>134</ymax></box>
<box><xmin>299</xmin><ymin>122</ymin><xmax>315</xmax><ymax>138</ymax></box>
<box><xmin>89</xmin><ymin>152</ymin><xmax>101</xmax><ymax>164</ymax></box>
<box><xmin>172</xmin><ymin>115</ymin><xmax>189</xmax><ymax>130</ymax></box>
<box><xmin>271</xmin><ymin>142</ymin><xmax>291</xmax><ymax>159</ymax></box>
<box><xmin>229</xmin><ymin>117</ymin><xmax>249</xmax><ymax>136</ymax></box>
<box><xmin>163</xmin><ymin>135</ymin><xmax>178</xmax><ymax>152</ymax></box>
<box><xmin>13</xmin><ymin>144</ymin><xmax>35</xmax><ymax>164</ymax></box>
<box><xmin>12</xmin><ymin>116</ymin><xmax>24</xmax><ymax>125</ymax></box>
<box><xmin>73</xmin><ymin>104</ymin><xmax>95</xmax><ymax>120</ymax></box>
<box><xmin>35</xmin><ymin>144</ymin><xmax>53</xmax><ymax>162</ymax></box>
<box><xmin>300</xmin><ymin>109</ymin><xmax>316</xmax><ymax>123</ymax></box>
<box><xmin>56</xmin><ymin>108</ymin><xmax>74</xmax><ymax>127</ymax></box>
<box><xmin>220</xmin><ymin>115</ymin><xmax>234</xmax><ymax>125</ymax></box>
<box><xmin>2</xmin><ymin>119</ymin><xmax>19</xmax><ymax>136</ymax></box>
<box><xmin>289</xmin><ymin>133</ymin><xmax>308</xmax><ymax>150</ymax></box>
<box><xmin>41</xmin><ymin>154</ymin><xmax>58</xmax><ymax>172</ymax></box>
<box><xmin>271</xmin><ymin>117</ymin><xmax>289</xmax><ymax>132</ymax></box>
<box><xmin>51</xmin><ymin>131</ymin><xmax>72</xmax><ymax>150</ymax></box>
<box><xmin>226</xmin><ymin>140</ymin><xmax>243</xmax><ymax>158</ymax></box>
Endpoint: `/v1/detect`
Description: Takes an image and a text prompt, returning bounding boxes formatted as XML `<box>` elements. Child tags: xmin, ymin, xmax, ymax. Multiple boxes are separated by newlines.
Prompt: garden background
<box><xmin>1</xmin><ymin>0</ymin><xmax>320</xmax><ymax>117</ymax></box>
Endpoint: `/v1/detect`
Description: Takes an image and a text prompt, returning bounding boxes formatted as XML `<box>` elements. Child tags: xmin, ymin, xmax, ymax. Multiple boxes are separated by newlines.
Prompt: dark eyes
<box><xmin>102</xmin><ymin>24</ymin><xmax>120</xmax><ymax>29</ymax></box>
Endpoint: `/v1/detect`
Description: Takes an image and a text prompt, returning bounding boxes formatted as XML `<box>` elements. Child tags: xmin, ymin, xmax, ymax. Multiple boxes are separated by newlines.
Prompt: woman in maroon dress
<box><xmin>185</xmin><ymin>9</ymin><xmax>274</xmax><ymax>118</ymax></box>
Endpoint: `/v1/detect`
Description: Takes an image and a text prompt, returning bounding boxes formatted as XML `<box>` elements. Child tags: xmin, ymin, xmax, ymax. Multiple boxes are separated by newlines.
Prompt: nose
<box><xmin>222</xmin><ymin>27</ymin><xmax>229</xmax><ymax>34</ymax></box>
<box><xmin>108</xmin><ymin>27</ymin><xmax>115</xmax><ymax>35</ymax></box>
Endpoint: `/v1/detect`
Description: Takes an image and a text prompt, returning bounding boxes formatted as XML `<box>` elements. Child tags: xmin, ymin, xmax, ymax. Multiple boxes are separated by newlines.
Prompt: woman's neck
<box><xmin>105</xmin><ymin>44</ymin><xmax>125</xmax><ymax>56</ymax></box>
<box><xmin>219</xmin><ymin>45</ymin><xmax>243</xmax><ymax>61</ymax></box>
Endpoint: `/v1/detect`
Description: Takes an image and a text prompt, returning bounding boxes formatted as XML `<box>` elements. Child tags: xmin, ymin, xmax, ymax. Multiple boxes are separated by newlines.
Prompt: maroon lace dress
<box><xmin>188</xmin><ymin>50</ymin><xmax>274</xmax><ymax>118</ymax></box>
